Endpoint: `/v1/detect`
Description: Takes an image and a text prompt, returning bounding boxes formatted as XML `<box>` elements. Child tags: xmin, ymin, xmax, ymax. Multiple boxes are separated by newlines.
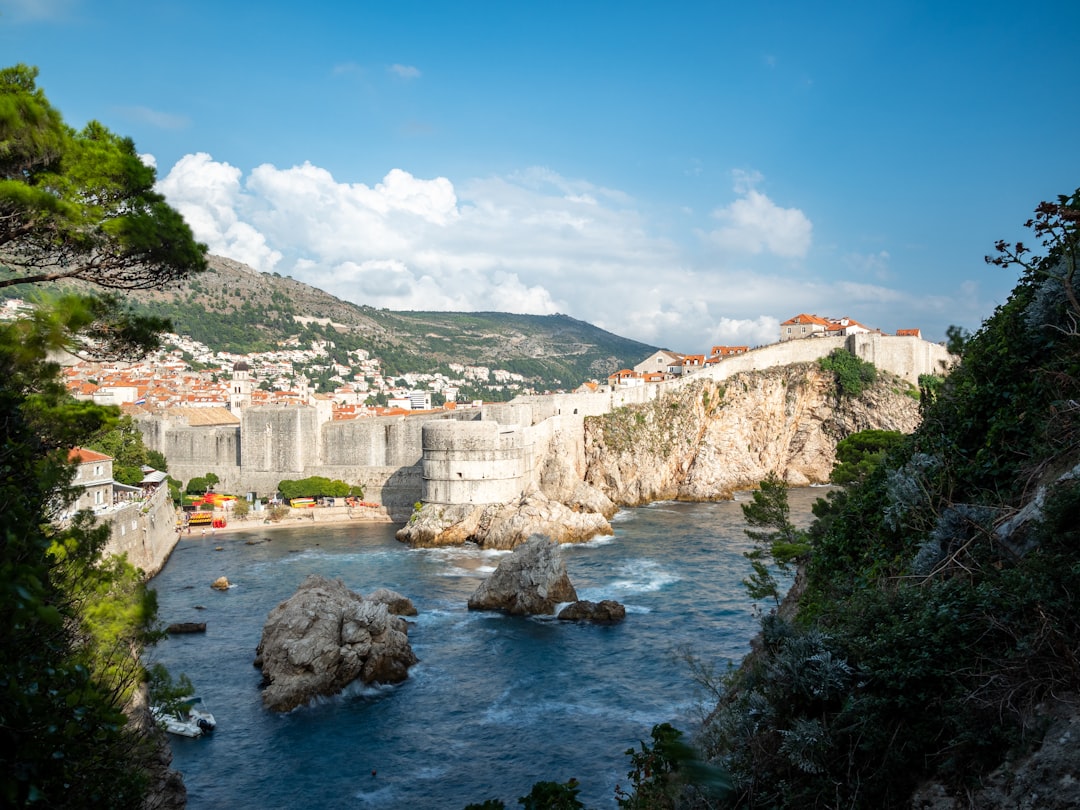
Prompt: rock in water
<box><xmin>467</xmin><ymin>535</ymin><xmax>577</xmax><ymax>615</ymax></box>
<box><xmin>166</xmin><ymin>621</ymin><xmax>207</xmax><ymax>634</ymax></box>
<box><xmin>557</xmin><ymin>600</ymin><xmax>626</xmax><ymax>624</ymax></box>
<box><xmin>253</xmin><ymin>575</ymin><xmax>418</xmax><ymax>712</ymax></box>
<box><xmin>210</xmin><ymin>576</ymin><xmax>231</xmax><ymax>590</ymax></box>
<box><xmin>366</xmin><ymin>587</ymin><xmax>418</xmax><ymax>616</ymax></box>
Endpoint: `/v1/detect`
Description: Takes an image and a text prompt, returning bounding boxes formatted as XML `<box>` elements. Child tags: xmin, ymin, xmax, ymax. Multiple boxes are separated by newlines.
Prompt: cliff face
<box><xmin>583</xmin><ymin>363</ymin><xmax>920</xmax><ymax>504</ymax></box>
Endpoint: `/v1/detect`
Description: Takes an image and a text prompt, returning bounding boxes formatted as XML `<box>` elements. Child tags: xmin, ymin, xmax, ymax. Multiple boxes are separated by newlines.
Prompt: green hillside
<box><xmin>124</xmin><ymin>255</ymin><xmax>658</xmax><ymax>388</ymax></box>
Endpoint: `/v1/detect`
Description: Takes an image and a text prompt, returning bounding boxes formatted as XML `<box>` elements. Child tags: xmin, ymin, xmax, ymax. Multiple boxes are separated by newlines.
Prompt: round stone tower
<box><xmin>421</xmin><ymin>421</ymin><xmax>529</xmax><ymax>505</ymax></box>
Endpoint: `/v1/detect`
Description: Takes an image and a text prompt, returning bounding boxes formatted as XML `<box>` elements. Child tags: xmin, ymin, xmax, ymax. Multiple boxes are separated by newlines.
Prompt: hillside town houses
<box><xmin>42</xmin><ymin>327</ymin><xmax>531</xmax><ymax>422</ymax></box>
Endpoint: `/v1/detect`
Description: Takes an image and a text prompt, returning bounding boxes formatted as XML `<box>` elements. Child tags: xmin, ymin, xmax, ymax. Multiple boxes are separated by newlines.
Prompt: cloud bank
<box><xmin>156</xmin><ymin>156</ymin><xmax>955</xmax><ymax>352</ymax></box>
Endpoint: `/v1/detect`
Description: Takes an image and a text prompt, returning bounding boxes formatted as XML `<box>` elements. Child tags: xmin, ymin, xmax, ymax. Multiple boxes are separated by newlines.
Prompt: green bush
<box><xmin>830</xmin><ymin>429</ymin><xmax>906</xmax><ymax>486</ymax></box>
<box><xmin>817</xmin><ymin>348</ymin><xmax>877</xmax><ymax>397</ymax></box>
<box><xmin>277</xmin><ymin>476</ymin><xmax>363</xmax><ymax>500</ymax></box>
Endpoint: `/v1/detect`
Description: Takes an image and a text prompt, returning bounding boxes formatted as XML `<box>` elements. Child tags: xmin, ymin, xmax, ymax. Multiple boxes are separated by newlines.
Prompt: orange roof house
<box><xmin>709</xmin><ymin>345</ymin><xmax>749</xmax><ymax>359</ymax></box>
<box><xmin>780</xmin><ymin>313</ymin><xmax>832</xmax><ymax>341</ymax></box>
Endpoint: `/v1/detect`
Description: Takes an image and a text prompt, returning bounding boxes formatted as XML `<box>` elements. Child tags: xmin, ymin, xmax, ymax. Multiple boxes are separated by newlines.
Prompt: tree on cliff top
<box><xmin>0</xmin><ymin>64</ymin><xmax>207</xmax><ymax>291</ymax></box>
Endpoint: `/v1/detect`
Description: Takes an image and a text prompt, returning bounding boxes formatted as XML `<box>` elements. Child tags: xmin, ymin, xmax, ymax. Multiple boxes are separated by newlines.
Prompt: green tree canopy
<box><xmin>0</xmin><ymin>301</ymin><xmax>164</xmax><ymax>807</ymax></box>
<box><xmin>817</xmin><ymin>348</ymin><xmax>877</xmax><ymax>397</ymax></box>
<box><xmin>829</xmin><ymin>429</ymin><xmax>906</xmax><ymax>486</ymax></box>
<box><xmin>278</xmin><ymin>476</ymin><xmax>364</xmax><ymax>500</ymax></box>
<box><xmin>0</xmin><ymin>64</ymin><xmax>207</xmax><ymax>292</ymax></box>
<box><xmin>0</xmin><ymin>66</ymin><xmax>205</xmax><ymax>807</ymax></box>
<box><xmin>740</xmin><ymin>472</ymin><xmax>809</xmax><ymax>605</ymax></box>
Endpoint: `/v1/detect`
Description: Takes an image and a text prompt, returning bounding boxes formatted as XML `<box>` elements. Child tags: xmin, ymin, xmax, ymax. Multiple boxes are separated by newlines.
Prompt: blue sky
<box><xmin>3</xmin><ymin>0</ymin><xmax>1078</xmax><ymax>351</ymax></box>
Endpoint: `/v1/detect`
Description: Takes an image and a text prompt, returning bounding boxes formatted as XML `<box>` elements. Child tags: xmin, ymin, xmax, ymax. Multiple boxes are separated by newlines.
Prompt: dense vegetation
<box><xmin>0</xmin><ymin>64</ymin><xmax>205</xmax><ymax>807</ymax></box>
<box><xmin>699</xmin><ymin>190</ymin><xmax>1080</xmax><ymax>807</ymax></box>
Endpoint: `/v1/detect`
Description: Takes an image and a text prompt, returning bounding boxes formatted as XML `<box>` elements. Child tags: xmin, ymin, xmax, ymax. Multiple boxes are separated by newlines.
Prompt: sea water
<box><xmin>147</xmin><ymin>490</ymin><xmax>822</xmax><ymax>809</ymax></box>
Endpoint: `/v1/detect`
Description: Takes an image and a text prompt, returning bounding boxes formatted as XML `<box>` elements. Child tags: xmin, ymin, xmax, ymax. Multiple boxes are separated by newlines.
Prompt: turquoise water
<box><xmin>147</xmin><ymin>492</ymin><xmax>819</xmax><ymax>808</ymax></box>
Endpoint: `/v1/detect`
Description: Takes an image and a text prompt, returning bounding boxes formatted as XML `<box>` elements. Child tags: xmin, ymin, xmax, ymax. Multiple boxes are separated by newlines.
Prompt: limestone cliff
<box><xmin>584</xmin><ymin>363</ymin><xmax>920</xmax><ymax>504</ymax></box>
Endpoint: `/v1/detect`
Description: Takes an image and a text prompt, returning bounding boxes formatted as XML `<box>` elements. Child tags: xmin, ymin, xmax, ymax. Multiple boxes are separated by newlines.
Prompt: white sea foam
<box><xmin>352</xmin><ymin>783</ymin><xmax>398</xmax><ymax>806</ymax></box>
<box><xmin>607</xmin><ymin>558</ymin><xmax>679</xmax><ymax>594</ymax></box>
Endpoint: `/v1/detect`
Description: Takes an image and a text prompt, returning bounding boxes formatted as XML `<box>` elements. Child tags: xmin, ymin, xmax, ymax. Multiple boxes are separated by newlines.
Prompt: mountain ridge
<box><xmin>126</xmin><ymin>254</ymin><xmax>659</xmax><ymax>388</ymax></box>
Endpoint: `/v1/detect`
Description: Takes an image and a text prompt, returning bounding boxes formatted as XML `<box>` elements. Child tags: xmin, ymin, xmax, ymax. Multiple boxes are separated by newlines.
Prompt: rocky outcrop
<box><xmin>467</xmin><ymin>535</ymin><xmax>578</xmax><ymax>615</ymax></box>
<box><xmin>211</xmin><ymin>576</ymin><xmax>231</xmax><ymax>590</ymax></box>
<box><xmin>366</xmin><ymin>587</ymin><xmax>418</xmax><ymax>616</ymax></box>
<box><xmin>911</xmin><ymin>695</ymin><xmax>1080</xmax><ymax>810</ymax></box>
<box><xmin>557</xmin><ymin>599</ymin><xmax>626</xmax><ymax>623</ymax></box>
<box><xmin>396</xmin><ymin>489</ymin><xmax>613</xmax><ymax>549</ymax></box>
<box><xmin>130</xmin><ymin>686</ymin><xmax>187</xmax><ymax>810</ymax></box>
<box><xmin>253</xmin><ymin>575</ymin><xmax>418</xmax><ymax>712</ymax></box>
<box><xmin>585</xmin><ymin>365</ymin><xmax>920</xmax><ymax>505</ymax></box>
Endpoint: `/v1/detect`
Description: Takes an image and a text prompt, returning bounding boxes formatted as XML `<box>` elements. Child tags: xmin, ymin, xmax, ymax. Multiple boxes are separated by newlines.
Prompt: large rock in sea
<box><xmin>253</xmin><ymin>575</ymin><xmax>418</xmax><ymax>712</ymax></box>
<box><xmin>467</xmin><ymin>535</ymin><xmax>578</xmax><ymax>615</ymax></box>
<box><xmin>396</xmin><ymin>489</ymin><xmax>613</xmax><ymax>549</ymax></box>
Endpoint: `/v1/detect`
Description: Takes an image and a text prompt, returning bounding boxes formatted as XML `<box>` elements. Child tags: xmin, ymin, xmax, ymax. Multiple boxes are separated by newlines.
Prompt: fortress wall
<box><xmin>144</xmin><ymin>335</ymin><xmax>954</xmax><ymax>518</ymax></box>
<box><xmin>523</xmin><ymin>413</ymin><xmax>587</xmax><ymax>485</ymax></box>
<box><xmin>322</xmin><ymin>419</ymin><xmax>390</xmax><ymax>466</ymax></box>
<box><xmin>675</xmin><ymin>335</ymin><xmax>952</xmax><ymax>388</ymax></box>
<box><xmin>101</xmin><ymin>485</ymin><xmax>179</xmax><ymax>577</ymax></box>
<box><xmin>421</xmin><ymin>421</ymin><xmax>529</xmax><ymax>505</ymax></box>
<box><xmin>137</xmin><ymin>415</ymin><xmax>167</xmax><ymax>454</ymax></box>
<box><xmin>161</xmin><ymin>425</ymin><xmax>241</xmax><ymax>468</ymax></box>
<box><xmin>385</xmin><ymin>416</ymin><xmax>426</xmax><ymax>467</ymax></box>
<box><xmin>161</xmin><ymin>425</ymin><xmax>242</xmax><ymax>491</ymax></box>
<box><xmin>682</xmin><ymin>337</ymin><xmax>848</xmax><ymax>388</ymax></box>
<box><xmin>481</xmin><ymin>402</ymin><xmax>539</xmax><ymax>427</ymax></box>
<box><xmin>488</xmin><ymin>392</ymin><xmax>636</xmax><ymax>425</ymax></box>
<box><xmin>241</xmin><ymin>406</ymin><xmax>318</xmax><ymax>473</ymax></box>
<box><xmin>846</xmin><ymin>333</ymin><xmax>955</xmax><ymax>383</ymax></box>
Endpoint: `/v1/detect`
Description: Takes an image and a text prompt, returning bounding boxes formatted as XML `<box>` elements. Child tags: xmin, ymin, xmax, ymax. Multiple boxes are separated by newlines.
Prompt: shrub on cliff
<box><xmin>817</xmin><ymin>348</ymin><xmax>877</xmax><ymax>397</ymax></box>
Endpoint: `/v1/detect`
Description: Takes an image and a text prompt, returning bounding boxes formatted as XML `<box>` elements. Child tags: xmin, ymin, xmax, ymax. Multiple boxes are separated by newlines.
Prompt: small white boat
<box><xmin>152</xmin><ymin>697</ymin><xmax>217</xmax><ymax>738</ymax></box>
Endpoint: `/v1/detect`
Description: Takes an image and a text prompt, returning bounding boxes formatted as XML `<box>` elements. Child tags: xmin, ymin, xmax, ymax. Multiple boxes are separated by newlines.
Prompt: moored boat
<box><xmin>152</xmin><ymin>697</ymin><xmax>216</xmax><ymax>738</ymax></box>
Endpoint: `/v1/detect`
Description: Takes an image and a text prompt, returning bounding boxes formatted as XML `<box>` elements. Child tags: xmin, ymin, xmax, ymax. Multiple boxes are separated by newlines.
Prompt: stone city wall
<box><xmin>241</xmin><ymin>406</ymin><xmax>319</xmax><ymax>473</ymax></box>
<box><xmin>139</xmin><ymin>335</ymin><xmax>953</xmax><ymax>519</ymax></box>
<box><xmin>101</xmin><ymin>484</ymin><xmax>179</xmax><ymax>577</ymax></box>
<box><xmin>158</xmin><ymin>425</ymin><xmax>242</xmax><ymax>493</ymax></box>
<box><xmin>681</xmin><ymin>334</ymin><xmax>953</xmax><ymax>388</ymax></box>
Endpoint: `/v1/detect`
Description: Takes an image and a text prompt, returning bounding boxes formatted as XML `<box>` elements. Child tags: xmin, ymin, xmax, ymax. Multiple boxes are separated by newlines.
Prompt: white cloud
<box><xmin>156</xmin><ymin>154</ymin><xmax>960</xmax><ymax>354</ymax></box>
<box><xmin>705</xmin><ymin>172</ymin><xmax>812</xmax><ymax>258</ymax></box>
<box><xmin>156</xmin><ymin>153</ymin><xmax>283</xmax><ymax>273</ymax></box>
<box><xmin>844</xmin><ymin>250</ymin><xmax>892</xmax><ymax>281</ymax></box>
<box><xmin>389</xmin><ymin>63</ymin><xmax>421</xmax><ymax>80</ymax></box>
